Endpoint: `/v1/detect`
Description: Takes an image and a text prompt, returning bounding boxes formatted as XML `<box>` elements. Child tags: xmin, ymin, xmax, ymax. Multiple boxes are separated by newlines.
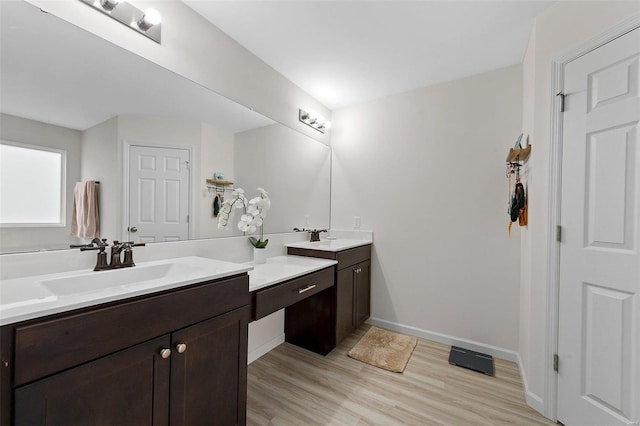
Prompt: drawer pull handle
<box><xmin>160</xmin><ymin>348</ymin><xmax>171</xmax><ymax>359</ymax></box>
<box><xmin>298</xmin><ymin>284</ymin><xmax>317</xmax><ymax>294</ymax></box>
<box><xmin>176</xmin><ymin>343</ymin><xmax>187</xmax><ymax>354</ymax></box>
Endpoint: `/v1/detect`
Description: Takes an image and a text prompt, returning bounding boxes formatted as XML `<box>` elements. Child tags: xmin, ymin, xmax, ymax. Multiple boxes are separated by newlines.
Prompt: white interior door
<box><xmin>558</xmin><ymin>28</ymin><xmax>639</xmax><ymax>426</ymax></box>
<box><xmin>128</xmin><ymin>145</ymin><xmax>190</xmax><ymax>243</ymax></box>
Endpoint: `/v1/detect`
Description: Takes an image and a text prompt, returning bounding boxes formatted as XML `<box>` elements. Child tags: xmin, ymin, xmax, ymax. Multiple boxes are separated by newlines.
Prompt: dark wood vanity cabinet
<box><xmin>287</xmin><ymin>244</ymin><xmax>371</xmax><ymax>347</ymax></box>
<box><xmin>336</xmin><ymin>259</ymin><xmax>371</xmax><ymax>344</ymax></box>
<box><xmin>1</xmin><ymin>274</ymin><xmax>249</xmax><ymax>426</ymax></box>
<box><xmin>14</xmin><ymin>335</ymin><xmax>171</xmax><ymax>426</ymax></box>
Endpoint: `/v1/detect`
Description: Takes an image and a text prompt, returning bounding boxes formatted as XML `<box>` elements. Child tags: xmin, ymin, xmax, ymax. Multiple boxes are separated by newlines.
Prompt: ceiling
<box><xmin>184</xmin><ymin>0</ymin><xmax>555</xmax><ymax>110</ymax></box>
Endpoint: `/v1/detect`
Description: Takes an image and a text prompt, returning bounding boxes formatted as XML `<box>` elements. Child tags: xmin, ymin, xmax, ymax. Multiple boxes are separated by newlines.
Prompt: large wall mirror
<box><xmin>0</xmin><ymin>1</ymin><xmax>331</xmax><ymax>254</ymax></box>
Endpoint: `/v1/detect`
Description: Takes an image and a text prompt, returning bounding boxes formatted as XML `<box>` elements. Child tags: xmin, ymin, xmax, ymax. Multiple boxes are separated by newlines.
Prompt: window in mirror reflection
<box><xmin>0</xmin><ymin>142</ymin><xmax>65</xmax><ymax>226</ymax></box>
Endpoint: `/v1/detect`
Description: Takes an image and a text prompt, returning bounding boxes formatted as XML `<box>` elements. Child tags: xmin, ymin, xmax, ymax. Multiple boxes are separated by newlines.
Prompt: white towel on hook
<box><xmin>71</xmin><ymin>181</ymin><xmax>100</xmax><ymax>238</ymax></box>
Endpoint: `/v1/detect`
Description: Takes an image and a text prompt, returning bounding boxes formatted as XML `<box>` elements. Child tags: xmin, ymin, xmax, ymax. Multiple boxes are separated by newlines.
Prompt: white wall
<box><xmin>519</xmin><ymin>0</ymin><xmax>640</xmax><ymax>407</ymax></box>
<box><xmin>0</xmin><ymin>114</ymin><xmax>82</xmax><ymax>252</ymax></box>
<box><xmin>23</xmin><ymin>0</ymin><xmax>331</xmax><ymax>145</ymax></box>
<box><xmin>331</xmin><ymin>65</ymin><xmax>523</xmax><ymax>351</ymax></box>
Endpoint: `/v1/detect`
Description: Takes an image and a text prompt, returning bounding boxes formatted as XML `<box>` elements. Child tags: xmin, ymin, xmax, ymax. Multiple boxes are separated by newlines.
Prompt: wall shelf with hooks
<box><xmin>505</xmin><ymin>145</ymin><xmax>531</xmax><ymax>163</ymax></box>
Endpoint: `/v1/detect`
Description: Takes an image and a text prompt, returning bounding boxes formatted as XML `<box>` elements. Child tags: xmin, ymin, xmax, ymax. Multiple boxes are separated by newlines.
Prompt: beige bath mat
<box><xmin>348</xmin><ymin>327</ymin><xmax>417</xmax><ymax>373</ymax></box>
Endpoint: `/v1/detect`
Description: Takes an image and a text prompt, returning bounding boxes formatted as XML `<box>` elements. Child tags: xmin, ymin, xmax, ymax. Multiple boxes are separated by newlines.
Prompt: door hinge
<box><xmin>553</xmin><ymin>354</ymin><xmax>559</xmax><ymax>373</ymax></box>
<box><xmin>556</xmin><ymin>92</ymin><xmax>565</xmax><ymax>112</ymax></box>
<box><xmin>556</xmin><ymin>225</ymin><xmax>562</xmax><ymax>243</ymax></box>
<box><xmin>185</xmin><ymin>160</ymin><xmax>190</xmax><ymax>170</ymax></box>
<box><xmin>186</xmin><ymin>215</ymin><xmax>189</xmax><ymax>223</ymax></box>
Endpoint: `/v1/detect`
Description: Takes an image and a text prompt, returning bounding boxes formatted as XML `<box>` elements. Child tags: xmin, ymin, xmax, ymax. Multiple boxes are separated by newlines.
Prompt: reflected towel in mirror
<box><xmin>71</xmin><ymin>181</ymin><xmax>100</xmax><ymax>238</ymax></box>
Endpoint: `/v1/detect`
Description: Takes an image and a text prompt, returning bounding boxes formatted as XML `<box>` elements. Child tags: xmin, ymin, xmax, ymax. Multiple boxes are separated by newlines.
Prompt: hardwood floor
<box><xmin>247</xmin><ymin>324</ymin><xmax>555</xmax><ymax>425</ymax></box>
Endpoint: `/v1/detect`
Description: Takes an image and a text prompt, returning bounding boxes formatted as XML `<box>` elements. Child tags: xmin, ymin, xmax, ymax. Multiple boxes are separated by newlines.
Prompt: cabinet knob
<box><xmin>160</xmin><ymin>348</ymin><xmax>171</xmax><ymax>359</ymax></box>
<box><xmin>176</xmin><ymin>343</ymin><xmax>187</xmax><ymax>354</ymax></box>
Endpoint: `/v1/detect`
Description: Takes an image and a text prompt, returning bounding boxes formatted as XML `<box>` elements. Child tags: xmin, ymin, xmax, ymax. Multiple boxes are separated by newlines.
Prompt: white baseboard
<box><xmin>367</xmin><ymin>317</ymin><xmax>545</xmax><ymax>415</ymax></box>
<box><xmin>367</xmin><ymin>317</ymin><xmax>519</xmax><ymax>362</ymax></box>
<box><xmin>248</xmin><ymin>333</ymin><xmax>284</xmax><ymax>364</ymax></box>
<box><xmin>516</xmin><ymin>352</ymin><xmax>545</xmax><ymax>415</ymax></box>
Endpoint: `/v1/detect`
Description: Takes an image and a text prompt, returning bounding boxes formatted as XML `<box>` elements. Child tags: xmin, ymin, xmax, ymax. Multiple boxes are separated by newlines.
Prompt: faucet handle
<box><xmin>121</xmin><ymin>242</ymin><xmax>145</xmax><ymax>267</ymax></box>
<box><xmin>76</xmin><ymin>238</ymin><xmax>109</xmax><ymax>250</ymax></box>
<box><xmin>71</xmin><ymin>243</ymin><xmax>94</xmax><ymax>248</ymax></box>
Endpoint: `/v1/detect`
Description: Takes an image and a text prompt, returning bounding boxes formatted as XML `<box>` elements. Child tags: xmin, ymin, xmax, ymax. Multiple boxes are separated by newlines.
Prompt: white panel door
<box><xmin>558</xmin><ymin>28</ymin><xmax>640</xmax><ymax>426</ymax></box>
<box><xmin>128</xmin><ymin>145</ymin><xmax>190</xmax><ymax>243</ymax></box>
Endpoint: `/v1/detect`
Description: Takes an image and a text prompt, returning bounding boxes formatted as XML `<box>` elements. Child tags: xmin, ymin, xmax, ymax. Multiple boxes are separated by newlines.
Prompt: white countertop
<box><xmin>247</xmin><ymin>255</ymin><xmax>337</xmax><ymax>292</ymax></box>
<box><xmin>285</xmin><ymin>238</ymin><xmax>372</xmax><ymax>252</ymax></box>
<box><xmin>0</xmin><ymin>256</ymin><xmax>252</xmax><ymax>326</ymax></box>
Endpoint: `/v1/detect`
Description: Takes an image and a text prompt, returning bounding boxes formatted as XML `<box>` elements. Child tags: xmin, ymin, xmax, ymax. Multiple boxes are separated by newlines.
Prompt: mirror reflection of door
<box><xmin>128</xmin><ymin>145</ymin><xmax>190</xmax><ymax>243</ymax></box>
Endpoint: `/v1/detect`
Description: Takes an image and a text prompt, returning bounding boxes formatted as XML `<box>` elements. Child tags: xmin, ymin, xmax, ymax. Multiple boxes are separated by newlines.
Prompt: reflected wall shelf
<box><xmin>206</xmin><ymin>179</ymin><xmax>234</xmax><ymax>194</ymax></box>
<box><xmin>206</xmin><ymin>179</ymin><xmax>234</xmax><ymax>186</ymax></box>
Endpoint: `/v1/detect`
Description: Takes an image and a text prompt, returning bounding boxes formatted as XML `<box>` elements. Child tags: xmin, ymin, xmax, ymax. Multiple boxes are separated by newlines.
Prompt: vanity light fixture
<box><xmin>299</xmin><ymin>109</ymin><xmax>331</xmax><ymax>133</ymax></box>
<box><xmin>80</xmin><ymin>0</ymin><xmax>162</xmax><ymax>44</ymax></box>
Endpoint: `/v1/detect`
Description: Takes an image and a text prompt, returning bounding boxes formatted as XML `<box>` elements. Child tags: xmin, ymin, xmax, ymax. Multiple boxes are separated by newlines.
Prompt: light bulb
<box><xmin>137</xmin><ymin>8</ymin><xmax>161</xmax><ymax>31</ymax></box>
<box><xmin>307</xmin><ymin>110</ymin><xmax>318</xmax><ymax>124</ymax></box>
<box><xmin>99</xmin><ymin>0</ymin><xmax>120</xmax><ymax>11</ymax></box>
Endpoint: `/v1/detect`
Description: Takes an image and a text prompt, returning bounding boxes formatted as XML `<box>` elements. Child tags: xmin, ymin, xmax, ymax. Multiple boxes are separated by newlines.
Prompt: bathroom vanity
<box><xmin>0</xmin><ymin>257</ymin><xmax>252</xmax><ymax>426</ymax></box>
<box><xmin>248</xmin><ymin>255</ymin><xmax>338</xmax><ymax>356</ymax></box>
<box><xmin>286</xmin><ymin>241</ymin><xmax>372</xmax><ymax>349</ymax></box>
<box><xmin>0</xmin><ymin>242</ymin><xmax>369</xmax><ymax>425</ymax></box>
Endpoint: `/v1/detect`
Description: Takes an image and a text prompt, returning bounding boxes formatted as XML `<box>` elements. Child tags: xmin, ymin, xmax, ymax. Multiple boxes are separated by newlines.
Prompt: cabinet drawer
<box><xmin>253</xmin><ymin>267</ymin><xmax>334</xmax><ymax>320</ymax></box>
<box><xmin>336</xmin><ymin>245</ymin><xmax>371</xmax><ymax>270</ymax></box>
<box><xmin>14</xmin><ymin>274</ymin><xmax>248</xmax><ymax>386</ymax></box>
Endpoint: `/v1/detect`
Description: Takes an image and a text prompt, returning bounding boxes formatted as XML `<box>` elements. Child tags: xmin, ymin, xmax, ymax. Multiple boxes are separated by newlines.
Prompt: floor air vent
<box><xmin>448</xmin><ymin>346</ymin><xmax>494</xmax><ymax>376</ymax></box>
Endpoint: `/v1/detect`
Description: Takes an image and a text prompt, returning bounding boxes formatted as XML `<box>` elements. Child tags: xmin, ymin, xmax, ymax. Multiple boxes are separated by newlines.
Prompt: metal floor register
<box><xmin>448</xmin><ymin>346</ymin><xmax>495</xmax><ymax>376</ymax></box>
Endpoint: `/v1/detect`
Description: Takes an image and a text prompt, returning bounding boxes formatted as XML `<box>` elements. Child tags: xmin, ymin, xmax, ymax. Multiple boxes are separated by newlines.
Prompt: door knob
<box><xmin>175</xmin><ymin>343</ymin><xmax>187</xmax><ymax>353</ymax></box>
<box><xmin>128</xmin><ymin>226</ymin><xmax>138</xmax><ymax>232</ymax></box>
<box><xmin>160</xmin><ymin>348</ymin><xmax>171</xmax><ymax>359</ymax></box>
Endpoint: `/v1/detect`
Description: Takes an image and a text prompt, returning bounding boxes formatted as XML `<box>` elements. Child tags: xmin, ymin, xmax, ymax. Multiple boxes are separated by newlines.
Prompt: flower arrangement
<box><xmin>217</xmin><ymin>187</ymin><xmax>271</xmax><ymax>248</ymax></box>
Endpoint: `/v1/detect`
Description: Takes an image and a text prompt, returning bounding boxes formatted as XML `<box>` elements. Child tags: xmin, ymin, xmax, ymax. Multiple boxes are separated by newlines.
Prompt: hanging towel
<box><xmin>71</xmin><ymin>181</ymin><xmax>100</xmax><ymax>238</ymax></box>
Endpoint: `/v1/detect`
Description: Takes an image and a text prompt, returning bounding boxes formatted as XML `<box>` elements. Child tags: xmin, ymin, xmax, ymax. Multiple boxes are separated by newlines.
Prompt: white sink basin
<box><xmin>41</xmin><ymin>262</ymin><xmax>191</xmax><ymax>296</ymax></box>
<box><xmin>1</xmin><ymin>256</ymin><xmax>253</xmax><ymax>326</ymax></box>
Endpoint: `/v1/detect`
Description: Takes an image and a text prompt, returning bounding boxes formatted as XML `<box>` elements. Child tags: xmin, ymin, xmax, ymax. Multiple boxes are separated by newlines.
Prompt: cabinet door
<box><xmin>336</xmin><ymin>267</ymin><xmax>356</xmax><ymax>345</ymax></box>
<box><xmin>14</xmin><ymin>335</ymin><xmax>171</xmax><ymax>426</ymax></box>
<box><xmin>355</xmin><ymin>260</ymin><xmax>371</xmax><ymax>326</ymax></box>
<box><xmin>170</xmin><ymin>306</ymin><xmax>248</xmax><ymax>426</ymax></box>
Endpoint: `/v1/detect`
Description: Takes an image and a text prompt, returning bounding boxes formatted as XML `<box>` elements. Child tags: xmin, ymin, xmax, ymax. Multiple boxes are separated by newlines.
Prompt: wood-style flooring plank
<box><xmin>247</xmin><ymin>325</ymin><xmax>555</xmax><ymax>425</ymax></box>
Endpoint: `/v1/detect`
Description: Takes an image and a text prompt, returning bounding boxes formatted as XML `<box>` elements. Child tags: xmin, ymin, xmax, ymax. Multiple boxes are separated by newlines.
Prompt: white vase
<box><xmin>253</xmin><ymin>247</ymin><xmax>267</xmax><ymax>264</ymax></box>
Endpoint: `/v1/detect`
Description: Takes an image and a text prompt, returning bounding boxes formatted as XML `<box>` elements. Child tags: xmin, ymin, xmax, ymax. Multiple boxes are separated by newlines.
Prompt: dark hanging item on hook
<box><xmin>510</xmin><ymin>183</ymin><xmax>526</xmax><ymax>222</ymax></box>
<box><xmin>213</xmin><ymin>195</ymin><xmax>221</xmax><ymax>218</ymax></box>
